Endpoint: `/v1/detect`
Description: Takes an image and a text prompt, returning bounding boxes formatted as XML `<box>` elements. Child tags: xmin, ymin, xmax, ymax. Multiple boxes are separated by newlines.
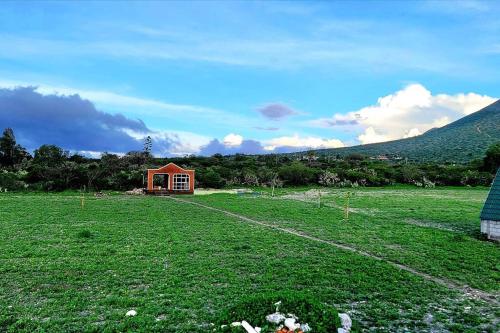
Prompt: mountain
<box><xmin>315</xmin><ymin>99</ymin><xmax>500</xmax><ymax>163</ymax></box>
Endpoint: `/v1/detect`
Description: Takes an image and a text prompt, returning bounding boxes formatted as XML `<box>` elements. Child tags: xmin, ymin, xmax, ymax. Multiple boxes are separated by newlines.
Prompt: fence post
<box><xmin>345</xmin><ymin>192</ymin><xmax>350</xmax><ymax>220</ymax></box>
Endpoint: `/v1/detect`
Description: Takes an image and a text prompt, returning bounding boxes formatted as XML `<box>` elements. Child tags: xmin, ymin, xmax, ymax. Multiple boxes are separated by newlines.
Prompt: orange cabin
<box><xmin>145</xmin><ymin>163</ymin><xmax>195</xmax><ymax>194</ymax></box>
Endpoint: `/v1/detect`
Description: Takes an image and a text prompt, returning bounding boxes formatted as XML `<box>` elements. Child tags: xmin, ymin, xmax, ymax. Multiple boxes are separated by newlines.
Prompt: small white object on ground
<box><xmin>241</xmin><ymin>321</ymin><xmax>258</xmax><ymax>333</ymax></box>
<box><xmin>125</xmin><ymin>310</ymin><xmax>137</xmax><ymax>317</ymax></box>
<box><xmin>284</xmin><ymin>317</ymin><xmax>300</xmax><ymax>331</ymax></box>
<box><xmin>301</xmin><ymin>323</ymin><xmax>312</xmax><ymax>332</ymax></box>
<box><xmin>338</xmin><ymin>313</ymin><xmax>352</xmax><ymax>332</ymax></box>
<box><xmin>231</xmin><ymin>322</ymin><xmax>242</xmax><ymax>327</ymax></box>
<box><xmin>274</xmin><ymin>300</ymin><xmax>282</xmax><ymax>312</ymax></box>
<box><xmin>125</xmin><ymin>188</ymin><xmax>144</xmax><ymax>195</ymax></box>
<box><xmin>265</xmin><ymin>312</ymin><xmax>286</xmax><ymax>324</ymax></box>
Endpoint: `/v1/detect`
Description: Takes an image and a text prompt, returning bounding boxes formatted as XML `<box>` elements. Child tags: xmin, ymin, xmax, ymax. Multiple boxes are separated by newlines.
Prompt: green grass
<box><xmin>192</xmin><ymin>187</ymin><xmax>500</xmax><ymax>292</ymax></box>
<box><xmin>0</xmin><ymin>188</ymin><xmax>498</xmax><ymax>332</ymax></box>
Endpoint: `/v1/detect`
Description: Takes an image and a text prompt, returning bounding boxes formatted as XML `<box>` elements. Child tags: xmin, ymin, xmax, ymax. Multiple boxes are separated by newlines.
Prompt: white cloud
<box><xmin>264</xmin><ymin>134</ymin><xmax>344</xmax><ymax>151</ymax></box>
<box><xmin>404</xmin><ymin>128</ymin><xmax>422</xmax><ymax>138</ymax></box>
<box><xmin>223</xmin><ymin>133</ymin><xmax>244</xmax><ymax>146</ymax></box>
<box><xmin>357</xmin><ymin>127</ymin><xmax>389</xmax><ymax>145</ymax></box>
<box><xmin>431</xmin><ymin>116</ymin><xmax>450</xmax><ymax>128</ymax></box>
<box><xmin>127</xmin><ymin>129</ymin><xmax>211</xmax><ymax>156</ymax></box>
<box><xmin>311</xmin><ymin>83</ymin><xmax>496</xmax><ymax>145</ymax></box>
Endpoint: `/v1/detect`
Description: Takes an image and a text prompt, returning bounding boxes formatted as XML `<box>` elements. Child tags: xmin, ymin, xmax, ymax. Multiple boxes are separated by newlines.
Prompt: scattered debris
<box><xmin>94</xmin><ymin>191</ymin><xmax>107</xmax><ymax>198</ymax></box>
<box><xmin>338</xmin><ymin>313</ymin><xmax>352</xmax><ymax>332</ymax></box>
<box><xmin>241</xmin><ymin>320</ymin><xmax>259</xmax><ymax>333</ymax></box>
<box><xmin>265</xmin><ymin>313</ymin><xmax>286</xmax><ymax>324</ymax></box>
<box><xmin>155</xmin><ymin>314</ymin><xmax>166</xmax><ymax>322</ymax></box>
<box><xmin>300</xmin><ymin>323</ymin><xmax>311</xmax><ymax>332</ymax></box>
<box><xmin>125</xmin><ymin>309</ymin><xmax>137</xmax><ymax>317</ymax></box>
<box><xmin>284</xmin><ymin>317</ymin><xmax>300</xmax><ymax>331</ymax></box>
<box><xmin>125</xmin><ymin>188</ymin><xmax>144</xmax><ymax>195</ymax></box>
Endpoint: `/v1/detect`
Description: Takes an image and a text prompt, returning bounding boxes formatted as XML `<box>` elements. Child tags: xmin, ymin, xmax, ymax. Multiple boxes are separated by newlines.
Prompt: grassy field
<box><xmin>0</xmin><ymin>187</ymin><xmax>499</xmax><ymax>332</ymax></box>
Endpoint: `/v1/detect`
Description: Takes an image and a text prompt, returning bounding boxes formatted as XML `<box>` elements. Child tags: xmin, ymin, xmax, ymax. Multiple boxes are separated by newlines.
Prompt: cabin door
<box><xmin>152</xmin><ymin>173</ymin><xmax>170</xmax><ymax>190</ymax></box>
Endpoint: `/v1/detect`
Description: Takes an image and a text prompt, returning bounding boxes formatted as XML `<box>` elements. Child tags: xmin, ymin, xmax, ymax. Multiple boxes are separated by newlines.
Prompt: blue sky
<box><xmin>0</xmin><ymin>0</ymin><xmax>498</xmax><ymax>156</ymax></box>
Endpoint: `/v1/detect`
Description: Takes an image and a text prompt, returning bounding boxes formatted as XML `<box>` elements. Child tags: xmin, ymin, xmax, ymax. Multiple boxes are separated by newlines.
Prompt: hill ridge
<box><xmin>314</xmin><ymin>99</ymin><xmax>500</xmax><ymax>163</ymax></box>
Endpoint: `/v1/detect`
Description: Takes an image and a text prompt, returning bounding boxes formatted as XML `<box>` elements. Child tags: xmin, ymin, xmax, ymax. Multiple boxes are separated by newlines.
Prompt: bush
<box><xmin>214</xmin><ymin>292</ymin><xmax>344</xmax><ymax>333</ymax></box>
<box><xmin>77</xmin><ymin>230</ymin><xmax>93</xmax><ymax>239</ymax></box>
<box><xmin>197</xmin><ymin>168</ymin><xmax>225</xmax><ymax>188</ymax></box>
<box><xmin>318</xmin><ymin>170</ymin><xmax>340</xmax><ymax>187</ymax></box>
<box><xmin>279</xmin><ymin>162</ymin><xmax>317</xmax><ymax>185</ymax></box>
<box><xmin>0</xmin><ymin>170</ymin><xmax>27</xmax><ymax>191</ymax></box>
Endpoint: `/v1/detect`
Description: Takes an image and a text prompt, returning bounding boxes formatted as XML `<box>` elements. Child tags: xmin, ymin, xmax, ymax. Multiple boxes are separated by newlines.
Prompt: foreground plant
<box><xmin>214</xmin><ymin>293</ymin><xmax>356</xmax><ymax>333</ymax></box>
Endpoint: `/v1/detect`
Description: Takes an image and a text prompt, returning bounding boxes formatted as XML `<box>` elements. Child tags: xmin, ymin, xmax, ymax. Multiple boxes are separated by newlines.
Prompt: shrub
<box><xmin>77</xmin><ymin>230</ymin><xmax>93</xmax><ymax>239</ymax></box>
<box><xmin>279</xmin><ymin>162</ymin><xmax>317</xmax><ymax>185</ymax></box>
<box><xmin>197</xmin><ymin>168</ymin><xmax>225</xmax><ymax>188</ymax></box>
<box><xmin>0</xmin><ymin>170</ymin><xmax>27</xmax><ymax>191</ymax></box>
<box><xmin>318</xmin><ymin>170</ymin><xmax>340</xmax><ymax>187</ymax></box>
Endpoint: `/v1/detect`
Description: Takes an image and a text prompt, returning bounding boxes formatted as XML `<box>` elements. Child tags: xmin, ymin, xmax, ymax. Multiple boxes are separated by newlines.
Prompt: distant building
<box><xmin>369</xmin><ymin>155</ymin><xmax>390</xmax><ymax>161</ymax></box>
<box><xmin>145</xmin><ymin>163</ymin><xmax>195</xmax><ymax>195</ymax></box>
<box><xmin>480</xmin><ymin>168</ymin><xmax>500</xmax><ymax>240</ymax></box>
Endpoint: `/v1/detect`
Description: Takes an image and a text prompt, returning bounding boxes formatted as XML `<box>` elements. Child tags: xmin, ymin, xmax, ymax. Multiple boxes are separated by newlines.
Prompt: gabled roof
<box><xmin>481</xmin><ymin>168</ymin><xmax>500</xmax><ymax>221</ymax></box>
<box><xmin>148</xmin><ymin>162</ymin><xmax>194</xmax><ymax>173</ymax></box>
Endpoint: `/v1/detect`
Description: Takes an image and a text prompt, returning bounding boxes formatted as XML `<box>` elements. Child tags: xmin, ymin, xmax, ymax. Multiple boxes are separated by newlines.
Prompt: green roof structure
<box><xmin>481</xmin><ymin>168</ymin><xmax>500</xmax><ymax>221</ymax></box>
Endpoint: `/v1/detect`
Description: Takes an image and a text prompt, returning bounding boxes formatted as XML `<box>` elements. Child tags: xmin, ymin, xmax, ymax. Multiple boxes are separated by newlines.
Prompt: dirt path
<box><xmin>168</xmin><ymin>196</ymin><xmax>499</xmax><ymax>305</ymax></box>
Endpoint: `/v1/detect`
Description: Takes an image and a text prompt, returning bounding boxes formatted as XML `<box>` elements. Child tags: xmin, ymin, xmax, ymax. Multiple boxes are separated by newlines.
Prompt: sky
<box><xmin>0</xmin><ymin>0</ymin><xmax>499</xmax><ymax>157</ymax></box>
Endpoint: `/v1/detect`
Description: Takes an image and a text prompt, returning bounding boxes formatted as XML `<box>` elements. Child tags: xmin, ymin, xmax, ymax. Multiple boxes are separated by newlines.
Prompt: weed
<box><xmin>77</xmin><ymin>230</ymin><xmax>93</xmax><ymax>239</ymax></box>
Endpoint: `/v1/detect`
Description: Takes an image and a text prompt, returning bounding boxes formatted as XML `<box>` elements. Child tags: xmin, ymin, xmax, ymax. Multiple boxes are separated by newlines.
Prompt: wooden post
<box><xmin>81</xmin><ymin>187</ymin><xmax>85</xmax><ymax>209</ymax></box>
<box><xmin>345</xmin><ymin>192</ymin><xmax>350</xmax><ymax>220</ymax></box>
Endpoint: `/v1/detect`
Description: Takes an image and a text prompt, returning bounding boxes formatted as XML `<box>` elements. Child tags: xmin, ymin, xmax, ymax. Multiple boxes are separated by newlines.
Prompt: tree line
<box><xmin>0</xmin><ymin>128</ymin><xmax>499</xmax><ymax>191</ymax></box>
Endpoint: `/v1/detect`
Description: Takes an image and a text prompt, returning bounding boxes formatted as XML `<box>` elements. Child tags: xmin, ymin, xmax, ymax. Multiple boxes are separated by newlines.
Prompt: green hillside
<box><xmin>316</xmin><ymin>99</ymin><xmax>500</xmax><ymax>163</ymax></box>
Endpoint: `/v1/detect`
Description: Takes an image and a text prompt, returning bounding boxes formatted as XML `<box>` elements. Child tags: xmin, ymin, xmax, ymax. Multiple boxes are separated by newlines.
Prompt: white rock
<box><xmin>231</xmin><ymin>322</ymin><xmax>242</xmax><ymax>327</ymax></box>
<box><xmin>301</xmin><ymin>323</ymin><xmax>312</xmax><ymax>332</ymax></box>
<box><xmin>338</xmin><ymin>313</ymin><xmax>352</xmax><ymax>331</ymax></box>
<box><xmin>241</xmin><ymin>321</ymin><xmax>258</xmax><ymax>333</ymax></box>
<box><xmin>337</xmin><ymin>328</ymin><xmax>347</xmax><ymax>333</ymax></box>
<box><xmin>274</xmin><ymin>301</ymin><xmax>282</xmax><ymax>312</ymax></box>
<box><xmin>125</xmin><ymin>310</ymin><xmax>137</xmax><ymax>317</ymax></box>
<box><xmin>284</xmin><ymin>317</ymin><xmax>299</xmax><ymax>331</ymax></box>
<box><xmin>265</xmin><ymin>312</ymin><xmax>286</xmax><ymax>324</ymax></box>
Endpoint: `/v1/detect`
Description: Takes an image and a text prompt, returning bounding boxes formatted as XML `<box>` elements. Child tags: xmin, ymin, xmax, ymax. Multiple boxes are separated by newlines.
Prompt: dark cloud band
<box><xmin>0</xmin><ymin>87</ymin><xmax>174</xmax><ymax>155</ymax></box>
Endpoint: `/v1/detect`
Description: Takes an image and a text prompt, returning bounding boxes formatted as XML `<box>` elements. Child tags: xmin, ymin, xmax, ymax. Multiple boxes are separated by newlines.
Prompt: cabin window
<box><xmin>173</xmin><ymin>174</ymin><xmax>190</xmax><ymax>191</ymax></box>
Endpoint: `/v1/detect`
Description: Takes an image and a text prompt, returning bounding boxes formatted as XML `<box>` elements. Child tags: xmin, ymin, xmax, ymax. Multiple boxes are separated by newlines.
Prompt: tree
<box><xmin>279</xmin><ymin>162</ymin><xmax>316</xmax><ymax>185</ymax></box>
<box><xmin>198</xmin><ymin>167</ymin><xmax>224</xmax><ymax>188</ymax></box>
<box><xmin>306</xmin><ymin>150</ymin><xmax>316</xmax><ymax>166</ymax></box>
<box><xmin>143</xmin><ymin>136</ymin><xmax>152</xmax><ymax>155</ymax></box>
<box><xmin>482</xmin><ymin>142</ymin><xmax>500</xmax><ymax>173</ymax></box>
<box><xmin>0</xmin><ymin>128</ymin><xmax>16</xmax><ymax>165</ymax></box>
<box><xmin>33</xmin><ymin>145</ymin><xmax>68</xmax><ymax>167</ymax></box>
<box><xmin>0</xmin><ymin>128</ymin><xmax>30</xmax><ymax>168</ymax></box>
